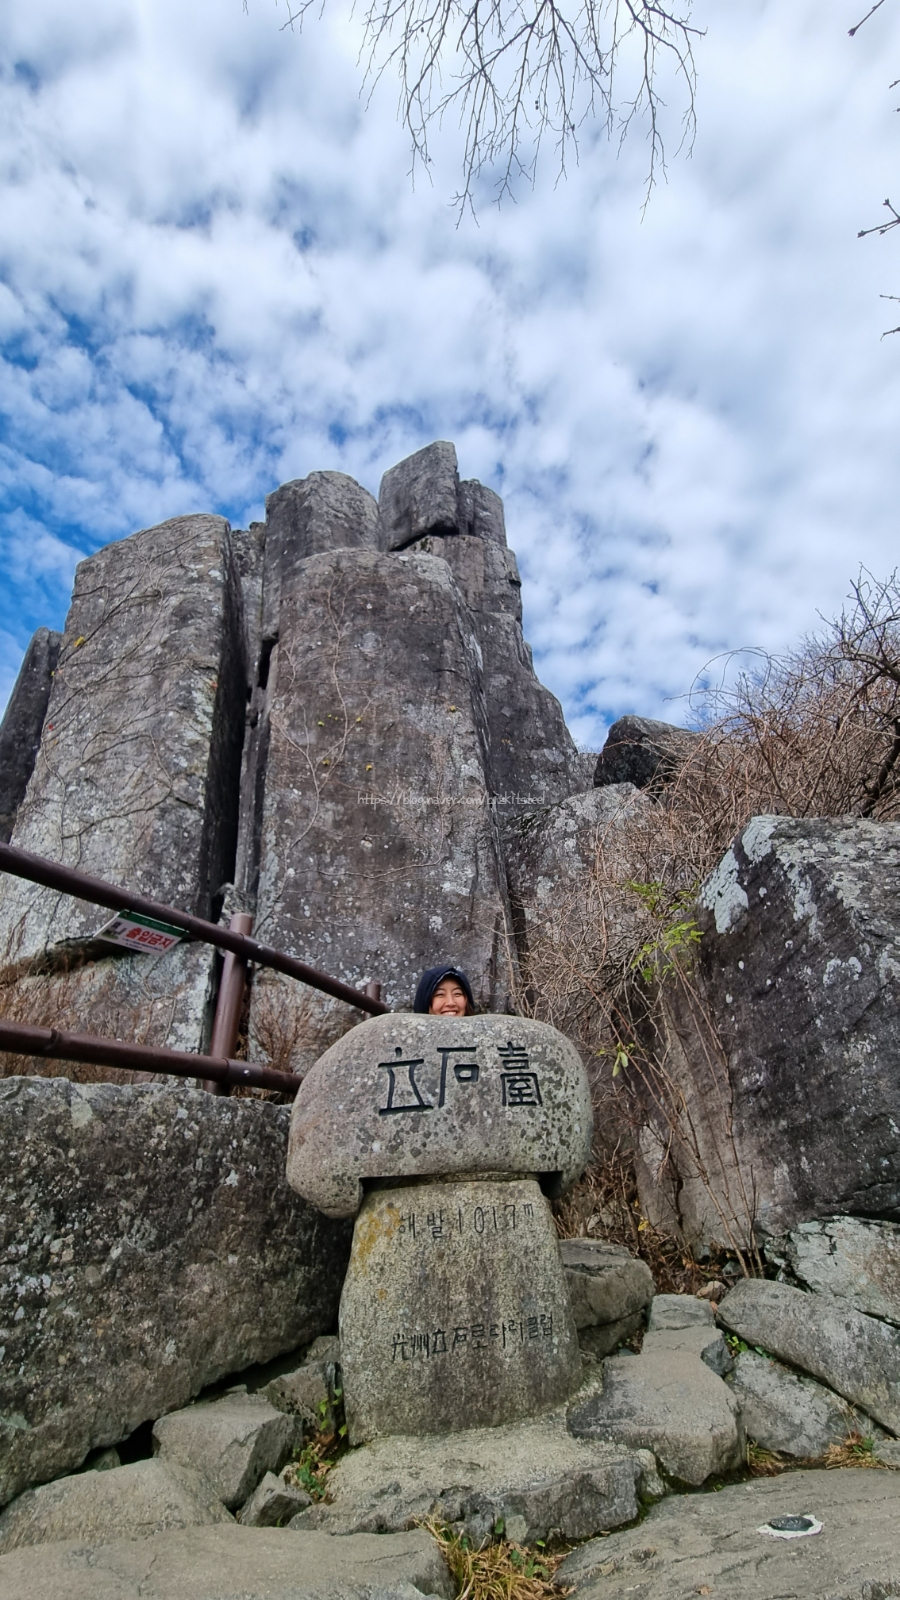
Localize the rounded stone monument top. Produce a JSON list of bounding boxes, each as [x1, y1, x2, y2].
[[286, 1013, 593, 1218]]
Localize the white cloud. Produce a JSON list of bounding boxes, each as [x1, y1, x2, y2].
[[2, 0, 900, 750]]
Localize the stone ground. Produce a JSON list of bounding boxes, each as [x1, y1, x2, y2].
[[0, 1525, 453, 1600], [556, 1467, 900, 1600]]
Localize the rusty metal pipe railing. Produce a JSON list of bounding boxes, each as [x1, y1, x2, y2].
[[0, 843, 389, 1016], [0, 1019, 300, 1094], [205, 911, 254, 1095]]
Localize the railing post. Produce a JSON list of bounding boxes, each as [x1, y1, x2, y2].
[[204, 912, 254, 1095], [363, 981, 383, 1005]]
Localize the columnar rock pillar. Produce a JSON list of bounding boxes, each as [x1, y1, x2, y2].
[[286, 1013, 592, 1441]]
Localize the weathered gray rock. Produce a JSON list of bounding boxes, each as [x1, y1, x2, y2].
[[643, 1296, 733, 1378], [555, 1467, 900, 1600], [766, 1216, 900, 1326], [717, 1278, 900, 1435], [339, 1176, 581, 1443], [0, 628, 61, 843], [0, 1077, 350, 1509], [560, 1241, 655, 1350], [287, 1014, 591, 1217], [593, 715, 700, 790], [406, 523, 583, 810], [153, 1393, 303, 1510], [378, 441, 461, 549], [646, 1293, 715, 1332], [260, 1343, 337, 1429], [874, 1439, 900, 1466], [504, 784, 646, 953], [289, 1407, 651, 1542], [0, 514, 248, 1067], [728, 1348, 870, 1457], [634, 815, 900, 1246], [0, 1525, 454, 1600], [247, 545, 514, 1070], [567, 1348, 745, 1486], [237, 1470, 312, 1527], [265, 473, 380, 567], [0, 1459, 231, 1553]]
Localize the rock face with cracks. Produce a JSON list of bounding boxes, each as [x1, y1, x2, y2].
[[765, 1215, 900, 1325], [717, 1277, 900, 1435], [286, 1013, 592, 1217], [0, 1077, 350, 1510], [727, 1349, 873, 1457], [288, 1407, 654, 1542], [152, 1393, 304, 1510], [635, 814, 900, 1246], [338, 1176, 581, 1442], [0, 1525, 455, 1600], [0, 1460, 232, 1554], [0, 627, 61, 845], [555, 1467, 900, 1600]]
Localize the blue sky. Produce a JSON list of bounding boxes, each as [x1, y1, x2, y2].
[[2, 0, 900, 748]]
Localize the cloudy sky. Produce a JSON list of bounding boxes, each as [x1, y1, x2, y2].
[[2, 0, 899, 748]]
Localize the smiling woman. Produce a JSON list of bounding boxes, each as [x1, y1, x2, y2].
[[413, 964, 476, 1015]]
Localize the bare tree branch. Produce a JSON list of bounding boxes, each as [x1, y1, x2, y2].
[[265, 0, 701, 209]]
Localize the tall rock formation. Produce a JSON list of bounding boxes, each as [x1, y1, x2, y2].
[[0, 445, 589, 1080], [0, 515, 249, 1068]]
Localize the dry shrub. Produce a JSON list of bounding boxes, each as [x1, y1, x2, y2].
[[248, 974, 359, 1080], [525, 573, 900, 1260], [424, 1520, 570, 1600]]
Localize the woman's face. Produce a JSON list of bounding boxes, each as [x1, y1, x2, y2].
[[429, 978, 469, 1016]]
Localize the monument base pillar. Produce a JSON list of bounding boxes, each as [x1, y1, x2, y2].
[[339, 1176, 581, 1443]]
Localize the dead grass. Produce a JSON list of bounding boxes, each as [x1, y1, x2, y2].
[[747, 1431, 885, 1477], [423, 1520, 571, 1600]]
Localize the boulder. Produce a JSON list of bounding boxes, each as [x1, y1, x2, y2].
[[765, 1215, 900, 1325], [286, 1014, 592, 1217], [0, 627, 61, 844], [260, 1346, 336, 1430], [0, 1460, 231, 1553], [643, 1295, 733, 1378], [288, 1407, 653, 1542], [0, 1077, 350, 1509], [555, 1467, 900, 1600], [338, 1176, 581, 1442], [236, 1470, 312, 1527], [717, 1278, 900, 1435], [593, 715, 700, 790], [634, 815, 900, 1245], [0, 514, 248, 1069], [874, 1439, 900, 1466], [378, 441, 461, 549], [264, 472, 380, 566], [567, 1349, 745, 1486], [247, 544, 514, 1069], [153, 1393, 303, 1511], [728, 1348, 871, 1457], [0, 1524, 454, 1600], [560, 1241, 654, 1358]]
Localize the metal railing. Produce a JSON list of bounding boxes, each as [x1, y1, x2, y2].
[[0, 842, 388, 1095]]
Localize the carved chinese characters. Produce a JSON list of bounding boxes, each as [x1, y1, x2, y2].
[[339, 1179, 581, 1442], [285, 1014, 592, 1219]]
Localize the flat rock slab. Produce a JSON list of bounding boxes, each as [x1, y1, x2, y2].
[[153, 1394, 303, 1510], [729, 1349, 874, 1457], [339, 1177, 581, 1441], [766, 1216, 900, 1326], [568, 1350, 744, 1486], [555, 1467, 900, 1600], [289, 1407, 654, 1542], [287, 1014, 592, 1218], [0, 1460, 231, 1553], [0, 1525, 453, 1600], [717, 1278, 900, 1434]]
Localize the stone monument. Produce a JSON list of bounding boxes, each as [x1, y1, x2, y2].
[[286, 1013, 592, 1442]]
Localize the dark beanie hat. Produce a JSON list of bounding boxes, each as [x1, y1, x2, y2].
[[413, 965, 475, 1014]]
